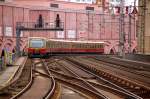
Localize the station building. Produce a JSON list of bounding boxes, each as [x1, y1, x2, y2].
[[0, 0, 137, 55]]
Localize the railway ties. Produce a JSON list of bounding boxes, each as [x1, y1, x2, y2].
[[0, 58, 31, 99], [0, 58, 56, 99], [15, 58, 56, 99], [56, 60, 109, 99], [1, 56, 149, 99], [75, 56, 150, 98], [45, 57, 130, 99], [90, 56, 150, 98], [66, 56, 144, 99], [44, 58, 106, 99]]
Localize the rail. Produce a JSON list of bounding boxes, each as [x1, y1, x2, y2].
[[55, 60, 109, 99], [16, 22, 64, 31], [66, 58, 143, 99], [10, 59, 33, 99], [42, 60, 56, 99], [0, 57, 27, 91]]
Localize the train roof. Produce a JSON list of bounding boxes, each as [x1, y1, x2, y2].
[[28, 37, 104, 44], [47, 39, 104, 44], [28, 37, 46, 40]]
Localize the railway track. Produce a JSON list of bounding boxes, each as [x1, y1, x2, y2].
[[95, 56, 150, 72], [66, 56, 150, 99], [13, 58, 56, 99], [0, 59, 31, 99], [83, 56, 150, 88], [0, 58, 56, 99], [44, 58, 106, 99], [45, 56, 143, 99], [1, 55, 149, 99], [78, 56, 150, 85]]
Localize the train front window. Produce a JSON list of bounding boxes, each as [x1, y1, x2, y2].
[[30, 40, 44, 48]]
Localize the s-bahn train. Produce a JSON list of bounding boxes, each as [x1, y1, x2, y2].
[[27, 37, 104, 57]]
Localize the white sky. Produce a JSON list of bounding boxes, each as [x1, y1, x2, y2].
[[125, 0, 138, 6]]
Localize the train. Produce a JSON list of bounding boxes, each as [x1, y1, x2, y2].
[[27, 37, 105, 57]]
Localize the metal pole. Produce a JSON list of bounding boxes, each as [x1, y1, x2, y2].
[[119, 0, 125, 57], [88, 11, 89, 40], [16, 27, 21, 56], [128, 5, 132, 53]]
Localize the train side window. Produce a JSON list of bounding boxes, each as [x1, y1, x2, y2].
[[99, 44, 102, 48], [79, 43, 81, 48], [91, 44, 93, 48], [66, 43, 68, 48], [100, 45, 102, 48], [86, 44, 88, 48], [93, 44, 95, 48], [84, 44, 86, 49], [74, 43, 77, 48], [63, 43, 65, 48], [77, 43, 79, 48], [83, 44, 85, 49], [75, 43, 78, 48], [89, 44, 91, 49], [52, 42, 54, 48], [79, 44, 81, 49], [95, 44, 98, 48], [80, 44, 82, 49], [97, 44, 100, 48], [85, 44, 87, 48], [90, 44, 92, 48], [57, 42, 59, 48]]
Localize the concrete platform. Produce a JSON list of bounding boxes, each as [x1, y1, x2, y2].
[[0, 57, 27, 87]]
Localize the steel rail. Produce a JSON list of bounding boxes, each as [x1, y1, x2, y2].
[[92, 57, 150, 89], [0, 58, 27, 91], [55, 61, 109, 99], [66, 57, 143, 99], [48, 68, 141, 98], [10, 59, 33, 99], [33, 69, 108, 99], [42, 59, 56, 99]]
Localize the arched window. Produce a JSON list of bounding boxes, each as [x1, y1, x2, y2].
[[1, 49, 5, 57], [110, 49, 114, 54], [133, 49, 136, 54]]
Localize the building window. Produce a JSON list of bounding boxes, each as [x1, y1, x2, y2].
[[50, 3, 59, 8], [86, 6, 94, 11]]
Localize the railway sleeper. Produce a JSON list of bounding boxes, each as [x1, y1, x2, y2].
[[66, 58, 150, 96], [87, 66, 150, 97], [94, 70, 146, 93], [139, 91, 150, 98]]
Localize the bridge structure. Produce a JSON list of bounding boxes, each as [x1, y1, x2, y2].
[[16, 21, 64, 56]]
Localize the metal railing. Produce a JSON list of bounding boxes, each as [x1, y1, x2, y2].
[[16, 22, 64, 30]]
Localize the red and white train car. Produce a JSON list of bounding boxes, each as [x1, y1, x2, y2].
[[27, 37, 47, 57], [27, 37, 104, 57], [46, 39, 104, 54]]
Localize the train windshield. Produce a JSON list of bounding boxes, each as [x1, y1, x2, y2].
[[30, 40, 44, 48]]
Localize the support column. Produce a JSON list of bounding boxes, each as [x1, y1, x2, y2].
[[16, 27, 21, 56], [128, 5, 132, 53], [119, 0, 125, 57]]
